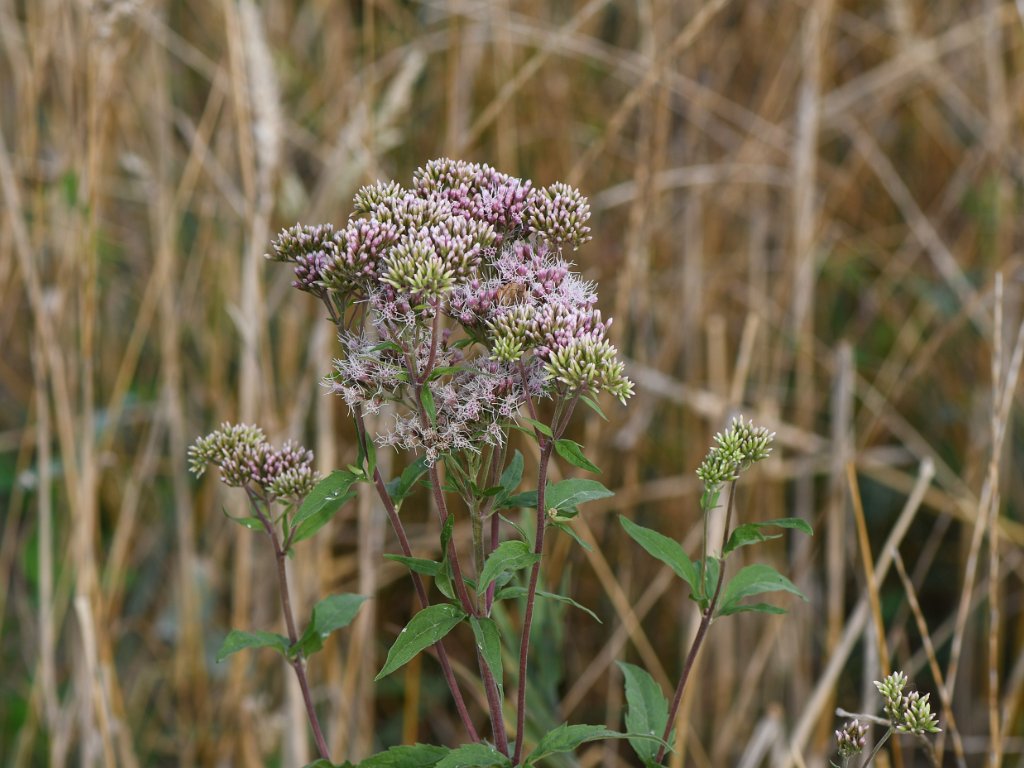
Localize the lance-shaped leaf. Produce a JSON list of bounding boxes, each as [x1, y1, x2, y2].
[[436, 742, 511, 768], [385, 456, 429, 506], [478, 540, 540, 593], [292, 594, 367, 658], [545, 478, 613, 513], [554, 439, 601, 474], [383, 554, 442, 577], [620, 516, 699, 596], [618, 662, 672, 766], [526, 724, 628, 764], [469, 617, 503, 697], [216, 629, 289, 662], [360, 744, 449, 767], [723, 517, 813, 556], [376, 604, 466, 680], [496, 586, 601, 623], [716, 563, 807, 617], [290, 470, 360, 545]]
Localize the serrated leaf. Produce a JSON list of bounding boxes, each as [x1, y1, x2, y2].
[[383, 554, 442, 577], [495, 586, 600, 623], [478, 540, 540, 593], [420, 384, 437, 425], [620, 516, 699, 594], [436, 742, 511, 768], [470, 617, 503, 698], [216, 629, 288, 662], [716, 563, 807, 617], [291, 470, 360, 534], [723, 518, 813, 556], [376, 604, 466, 680], [360, 744, 449, 767], [526, 724, 624, 763], [292, 594, 367, 658], [554, 439, 602, 474], [618, 662, 671, 765], [546, 478, 613, 512]]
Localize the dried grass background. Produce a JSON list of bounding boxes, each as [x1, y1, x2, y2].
[[2, 1, 1024, 766]]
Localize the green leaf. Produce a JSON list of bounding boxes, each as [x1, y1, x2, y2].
[[723, 517, 814, 556], [697, 557, 720, 607], [302, 760, 355, 768], [526, 724, 624, 763], [618, 662, 671, 765], [718, 602, 787, 617], [470, 617, 503, 697], [716, 563, 807, 617], [546, 478, 613, 512], [376, 604, 466, 680], [620, 516, 699, 594], [291, 488, 358, 545], [499, 490, 538, 510], [493, 451, 524, 509], [554, 439, 602, 474], [579, 393, 608, 421], [723, 525, 782, 556], [427, 365, 463, 381], [420, 384, 437, 425], [497, 586, 601, 623], [435, 742, 511, 767], [292, 594, 367, 658], [216, 629, 288, 662], [385, 456, 429, 505], [478, 540, 540, 593], [550, 520, 593, 551], [221, 507, 265, 532], [519, 417, 553, 438], [291, 470, 360, 536], [360, 744, 449, 767], [383, 554, 442, 577]]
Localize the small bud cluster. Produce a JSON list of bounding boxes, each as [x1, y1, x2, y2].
[[874, 672, 940, 735], [834, 719, 868, 759], [268, 159, 631, 464], [696, 416, 775, 490], [268, 224, 341, 295], [189, 422, 319, 501]]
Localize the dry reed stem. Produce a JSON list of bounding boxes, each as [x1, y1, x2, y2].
[[891, 548, 968, 767], [785, 458, 934, 765]]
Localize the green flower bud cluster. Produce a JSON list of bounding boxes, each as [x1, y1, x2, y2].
[[696, 415, 774, 490], [544, 337, 634, 404], [874, 671, 941, 735]]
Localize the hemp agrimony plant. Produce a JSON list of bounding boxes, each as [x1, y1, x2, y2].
[[617, 416, 812, 766], [832, 671, 941, 767], [190, 159, 809, 767]]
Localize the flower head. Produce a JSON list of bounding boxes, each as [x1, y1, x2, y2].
[[189, 423, 319, 501], [834, 719, 868, 759], [696, 416, 775, 491]]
